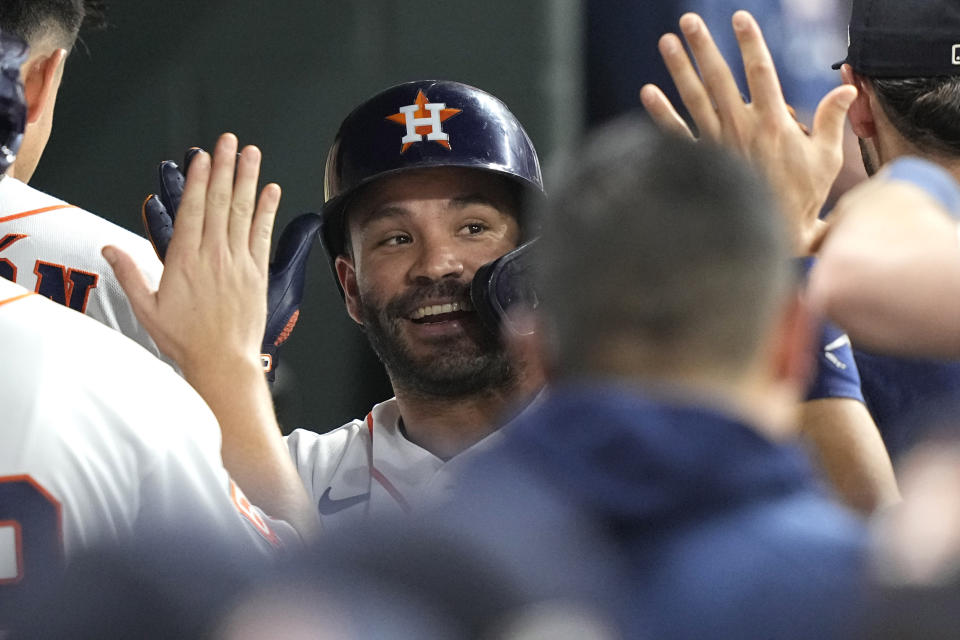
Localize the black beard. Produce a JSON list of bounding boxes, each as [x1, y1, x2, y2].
[[358, 279, 516, 399]]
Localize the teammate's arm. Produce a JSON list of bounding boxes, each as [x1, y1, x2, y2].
[[104, 133, 321, 541], [810, 167, 960, 357], [800, 398, 899, 513]]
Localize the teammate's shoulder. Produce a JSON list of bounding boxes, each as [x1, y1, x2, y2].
[[1, 281, 143, 357], [0, 177, 154, 251], [0, 281, 209, 423], [0, 274, 31, 300]]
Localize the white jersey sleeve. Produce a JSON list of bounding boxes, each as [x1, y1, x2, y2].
[[0, 176, 170, 365], [0, 279, 297, 592]]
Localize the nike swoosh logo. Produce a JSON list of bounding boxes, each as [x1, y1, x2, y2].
[[317, 487, 371, 516]]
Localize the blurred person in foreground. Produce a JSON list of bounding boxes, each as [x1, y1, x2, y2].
[[434, 118, 868, 640]]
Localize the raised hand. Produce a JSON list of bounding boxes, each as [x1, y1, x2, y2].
[[640, 11, 858, 255], [142, 147, 320, 382], [104, 135, 321, 539], [106, 133, 279, 377]]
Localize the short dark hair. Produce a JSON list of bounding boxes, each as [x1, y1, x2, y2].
[[534, 117, 792, 378], [0, 0, 107, 50], [870, 75, 960, 158]]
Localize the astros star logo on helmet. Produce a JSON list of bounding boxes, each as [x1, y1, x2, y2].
[[386, 90, 461, 153]]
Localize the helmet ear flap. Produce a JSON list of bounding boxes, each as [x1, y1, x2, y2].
[[320, 80, 544, 297]]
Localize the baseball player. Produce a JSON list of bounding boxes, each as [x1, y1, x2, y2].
[[0, 49, 316, 630], [0, 1, 169, 362], [0, 275, 298, 618], [275, 80, 547, 528], [137, 80, 545, 527]]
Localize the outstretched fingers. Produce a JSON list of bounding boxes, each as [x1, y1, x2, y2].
[[166, 149, 211, 259], [657, 32, 721, 141], [102, 245, 158, 337], [639, 84, 695, 140], [202, 133, 240, 246], [812, 85, 859, 154], [229, 145, 263, 253], [678, 13, 743, 124], [731, 11, 786, 118], [250, 184, 281, 269]]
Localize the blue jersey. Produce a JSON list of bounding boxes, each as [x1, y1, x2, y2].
[[440, 383, 869, 639], [855, 351, 960, 460]]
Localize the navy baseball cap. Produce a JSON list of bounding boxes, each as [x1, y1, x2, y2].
[[832, 0, 960, 77]]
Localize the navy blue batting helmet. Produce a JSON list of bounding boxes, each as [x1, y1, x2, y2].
[[0, 29, 26, 175], [321, 80, 543, 291]]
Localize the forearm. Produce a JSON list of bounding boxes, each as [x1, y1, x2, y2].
[[799, 398, 899, 515], [182, 354, 321, 542], [811, 198, 960, 357]]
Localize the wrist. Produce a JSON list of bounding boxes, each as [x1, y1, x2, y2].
[[179, 351, 264, 391]]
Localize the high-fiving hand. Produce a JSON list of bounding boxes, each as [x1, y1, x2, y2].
[[104, 133, 280, 378], [640, 11, 858, 255]]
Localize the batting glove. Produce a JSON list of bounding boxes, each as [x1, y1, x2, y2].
[[143, 148, 322, 382]]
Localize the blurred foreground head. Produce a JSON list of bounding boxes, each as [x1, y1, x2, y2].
[[534, 118, 794, 391]]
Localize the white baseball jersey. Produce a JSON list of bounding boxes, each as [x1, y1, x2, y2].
[[285, 399, 502, 530], [0, 278, 297, 597], [0, 175, 168, 363]]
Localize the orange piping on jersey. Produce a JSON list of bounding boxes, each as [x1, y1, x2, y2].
[[230, 479, 281, 548], [0, 203, 78, 223], [0, 292, 34, 308], [366, 413, 413, 514], [0, 233, 27, 252]]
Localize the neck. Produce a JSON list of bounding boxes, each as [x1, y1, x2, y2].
[[581, 361, 799, 443], [666, 378, 798, 440], [874, 124, 960, 181], [392, 372, 542, 460]]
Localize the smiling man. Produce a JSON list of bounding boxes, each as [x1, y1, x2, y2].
[[284, 81, 546, 526]]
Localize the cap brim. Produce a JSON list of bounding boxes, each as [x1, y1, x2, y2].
[[831, 59, 846, 70]]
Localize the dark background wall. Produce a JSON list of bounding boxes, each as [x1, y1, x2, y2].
[[32, 0, 583, 432]]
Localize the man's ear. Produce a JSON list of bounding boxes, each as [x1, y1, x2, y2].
[[23, 48, 67, 125], [335, 254, 364, 326], [841, 64, 877, 140], [770, 293, 817, 391]]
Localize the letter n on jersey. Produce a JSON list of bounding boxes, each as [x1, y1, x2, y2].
[[0, 234, 99, 313]]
